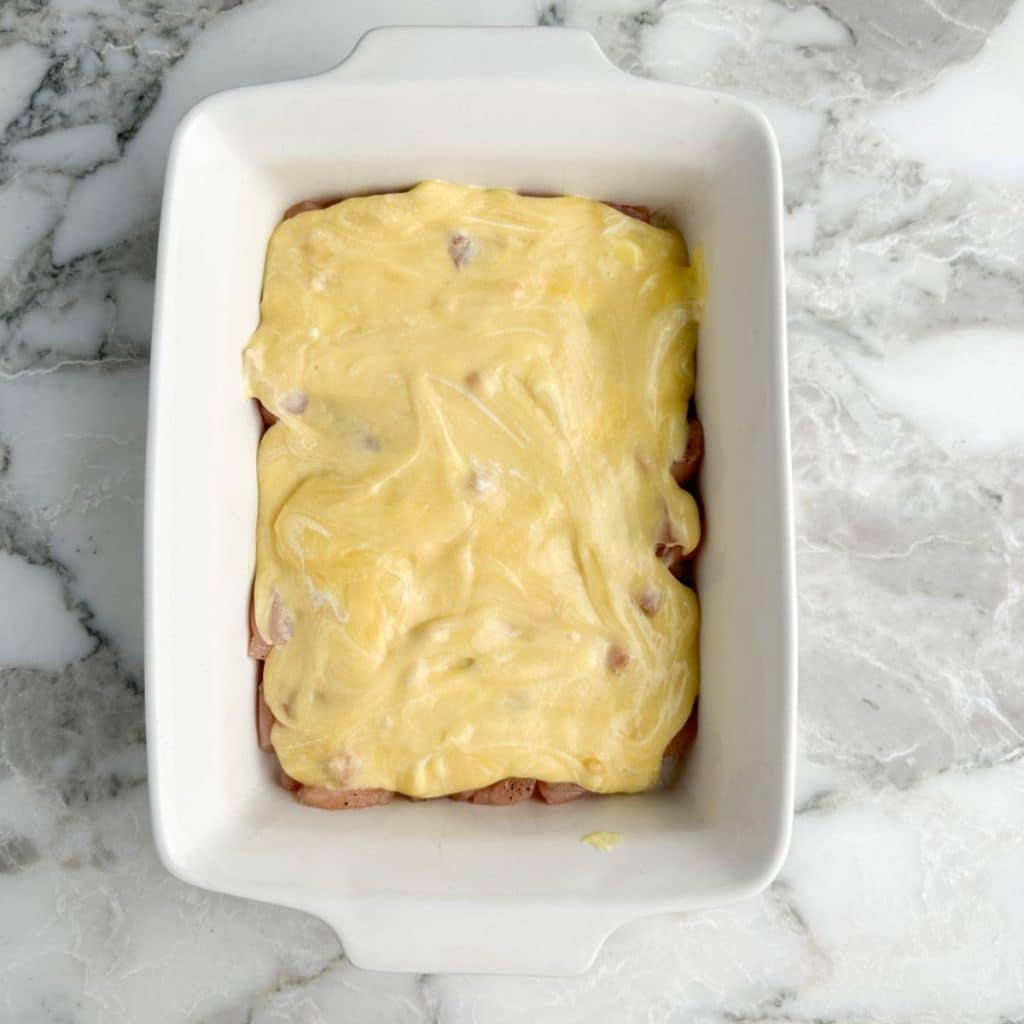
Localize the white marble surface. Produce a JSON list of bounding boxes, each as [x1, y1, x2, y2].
[[1, 0, 1023, 1019]]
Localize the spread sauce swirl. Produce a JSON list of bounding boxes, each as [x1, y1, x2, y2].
[[244, 181, 704, 798]]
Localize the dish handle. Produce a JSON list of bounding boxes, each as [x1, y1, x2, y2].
[[318, 900, 627, 975], [323, 26, 625, 85]]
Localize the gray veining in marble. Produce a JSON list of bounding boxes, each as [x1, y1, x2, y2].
[[1, 0, 1023, 1020]]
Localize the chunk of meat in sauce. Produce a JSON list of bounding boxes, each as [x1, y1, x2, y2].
[[448, 232, 475, 268], [248, 598, 272, 659], [451, 778, 536, 805], [664, 709, 699, 759], [636, 588, 662, 617], [536, 781, 587, 805], [282, 197, 341, 221], [655, 521, 688, 576], [608, 202, 653, 223], [280, 390, 308, 416], [606, 644, 630, 673], [255, 394, 306, 428], [671, 418, 704, 487], [255, 399, 278, 429], [296, 786, 393, 809], [249, 593, 292, 657]]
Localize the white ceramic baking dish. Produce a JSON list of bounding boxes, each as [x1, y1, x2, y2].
[[145, 26, 795, 975]]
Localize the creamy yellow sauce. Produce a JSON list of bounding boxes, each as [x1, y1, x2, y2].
[[582, 831, 623, 852], [244, 181, 703, 799]]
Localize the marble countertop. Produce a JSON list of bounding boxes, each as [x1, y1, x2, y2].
[[1, 0, 1022, 1019]]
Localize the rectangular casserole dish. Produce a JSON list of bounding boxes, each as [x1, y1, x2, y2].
[[145, 26, 796, 975]]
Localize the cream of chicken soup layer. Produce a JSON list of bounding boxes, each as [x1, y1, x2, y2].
[[244, 181, 704, 805]]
